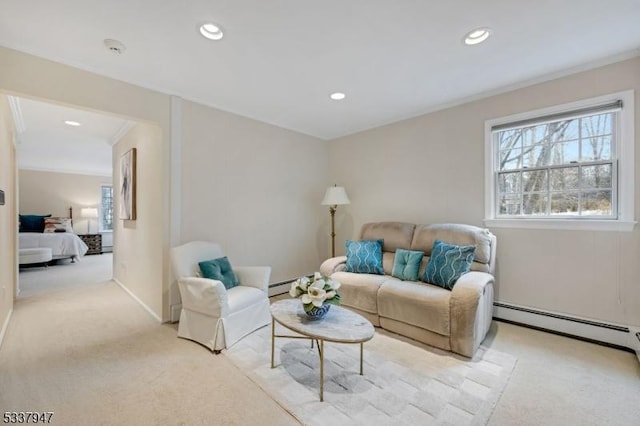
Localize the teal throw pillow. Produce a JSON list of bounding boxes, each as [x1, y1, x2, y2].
[[198, 256, 239, 290], [345, 239, 384, 275], [391, 249, 424, 281], [423, 240, 476, 290], [19, 214, 52, 233]]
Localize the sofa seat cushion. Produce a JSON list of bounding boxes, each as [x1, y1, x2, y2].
[[331, 271, 387, 314], [377, 278, 451, 336]]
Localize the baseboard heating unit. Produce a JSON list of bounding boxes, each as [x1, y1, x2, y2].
[[493, 301, 639, 357], [268, 279, 294, 297]]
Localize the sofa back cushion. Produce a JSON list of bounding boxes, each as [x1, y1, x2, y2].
[[357, 222, 495, 276], [360, 222, 415, 274], [410, 224, 494, 273]]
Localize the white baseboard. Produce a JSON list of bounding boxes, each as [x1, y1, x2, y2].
[[170, 304, 181, 323], [113, 279, 162, 323], [0, 309, 13, 350], [494, 301, 633, 350]]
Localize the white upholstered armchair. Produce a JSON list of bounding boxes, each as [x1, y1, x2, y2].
[[170, 241, 271, 353]]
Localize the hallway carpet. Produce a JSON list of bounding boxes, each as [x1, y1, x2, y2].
[[1, 257, 297, 425]]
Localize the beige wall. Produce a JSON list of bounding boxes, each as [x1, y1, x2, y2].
[[113, 124, 164, 318], [2, 45, 638, 330], [0, 96, 18, 345], [180, 100, 329, 286], [0, 46, 172, 321], [18, 169, 112, 234], [328, 57, 640, 327], [1, 46, 331, 323]]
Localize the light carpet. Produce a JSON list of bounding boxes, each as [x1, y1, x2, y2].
[[226, 324, 517, 426]]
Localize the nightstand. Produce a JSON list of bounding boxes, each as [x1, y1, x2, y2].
[[79, 233, 102, 255]]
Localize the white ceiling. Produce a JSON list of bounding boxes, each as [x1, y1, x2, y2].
[[13, 97, 130, 176], [1, 1, 640, 140]]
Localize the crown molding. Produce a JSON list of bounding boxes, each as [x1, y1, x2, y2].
[[7, 95, 25, 143], [18, 166, 112, 178], [108, 120, 135, 146]]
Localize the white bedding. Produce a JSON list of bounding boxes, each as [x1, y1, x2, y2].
[[19, 233, 89, 259]]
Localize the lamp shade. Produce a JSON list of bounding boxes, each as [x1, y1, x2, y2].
[[321, 186, 350, 206], [81, 207, 99, 218]]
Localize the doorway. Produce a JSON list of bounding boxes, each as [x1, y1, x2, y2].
[[11, 95, 132, 297]]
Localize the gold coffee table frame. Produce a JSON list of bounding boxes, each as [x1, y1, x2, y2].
[[270, 299, 375, 402]]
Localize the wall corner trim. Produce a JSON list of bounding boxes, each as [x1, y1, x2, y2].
[[113, 278, 162, 323], [0, 308, 14, 351]]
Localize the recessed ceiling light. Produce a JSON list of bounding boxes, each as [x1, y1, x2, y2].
[[330, 92, 346, 101], [199, 23, 224, 40], [64, 120, 81, 127], [464, 28, 491, 45]]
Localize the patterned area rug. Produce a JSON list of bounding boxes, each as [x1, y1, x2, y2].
[[225, 324, 517, 425]]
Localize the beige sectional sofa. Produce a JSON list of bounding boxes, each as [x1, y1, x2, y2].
[[320, 222, 496, 357]]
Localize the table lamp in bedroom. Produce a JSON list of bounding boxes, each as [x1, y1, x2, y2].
[[81, 207, 99, 234]]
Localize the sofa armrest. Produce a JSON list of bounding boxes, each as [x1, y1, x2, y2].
[[235, 266, 271, 293], [178, 277, 229, 318], [449, 271, 494, 357], [320, 256, 347, 276]]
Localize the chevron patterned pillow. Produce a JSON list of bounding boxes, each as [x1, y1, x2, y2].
[[423, 239, 476, 290], [345, 239, 384, 275]]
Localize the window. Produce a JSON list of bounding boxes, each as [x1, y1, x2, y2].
[[100, 185, 114, 231], [485, 91, 635, 231]]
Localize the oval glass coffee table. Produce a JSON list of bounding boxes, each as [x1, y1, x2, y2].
[[270, 299, 375, 401]]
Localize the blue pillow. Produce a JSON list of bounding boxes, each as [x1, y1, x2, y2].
[[423, 240, 476, 290], [345, 239, 384, 275], [391, 249, 424, 281], [198, 256, 239, 290], [19, 214, 52, 233]]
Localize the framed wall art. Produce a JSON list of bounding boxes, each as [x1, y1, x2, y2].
[[119, 148, 136, 220]]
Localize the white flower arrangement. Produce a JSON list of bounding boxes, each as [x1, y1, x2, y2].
[[289, 272, 341, 312]]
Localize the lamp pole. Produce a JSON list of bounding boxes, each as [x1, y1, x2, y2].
[[329, 204, 337, 258]]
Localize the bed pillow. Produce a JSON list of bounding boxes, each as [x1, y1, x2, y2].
[[44, 217, 74, 233], [422, 239, 476, 290], [19, 214, 52, 233], [198, 256, 239, 290], [345, 239, 384, 274], [391, 249, 424, 281]]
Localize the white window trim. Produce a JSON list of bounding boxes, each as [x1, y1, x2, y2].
[[484, 90, 635, 232], [99, 184, 114, 233]]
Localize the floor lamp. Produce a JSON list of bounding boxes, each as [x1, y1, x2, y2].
[[321, 185, 350, 258]]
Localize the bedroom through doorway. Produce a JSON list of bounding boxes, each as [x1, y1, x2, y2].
[[12, 96, 132, 298]]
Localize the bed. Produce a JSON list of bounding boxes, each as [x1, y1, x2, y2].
[[18, 207, 89, 262], [19, 233, 88, 261]]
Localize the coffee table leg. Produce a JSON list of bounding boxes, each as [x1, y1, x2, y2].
[[270, 319, 275, 368], [360, 342, 364, 375], [320, 339, 324, 402]]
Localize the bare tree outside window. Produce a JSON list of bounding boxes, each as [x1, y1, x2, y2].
[[495, 112, 616, 218]]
